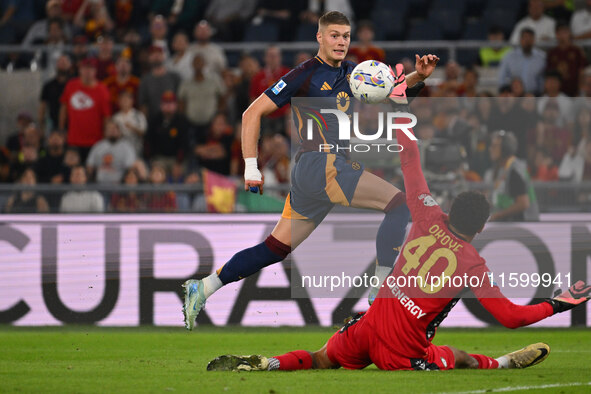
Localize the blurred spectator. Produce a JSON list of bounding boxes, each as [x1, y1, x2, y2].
[[0, 0, 36, 44], [145, 163, 177, 212], [457, 68, 479, 98], [235, 54, 260, 117], [5, 168, 49, 213], [204, 0, 257, 41], [6, 112, 33, 159], [537, 70, 574, 126], [39, 54, 72, 133], [190, 20, 227, 76], [73, 0, 114, 39], [510, 0, 556, 45], [348, 20, 385, 63], [530, 100, 572, 163], [95, 34, 115, 80], [543, 0, 573, 21], [294, 51, 312, 66], [167, 0, 206, 34], [253, 0, 294, 42], [138, 45, 180, 118], [144, 91, 190, 169], [178, 54, 225, 134], [35, 131, 68, 184], [499, 28, 546, 95], [570, 0, 591, 39], [61, 0, 84, 22], [435, 61, 461, 97], [510, 78, 526, 97], [43, 18, 68, 77], [103, 55, 140, 112], [22, 0, 72, 46], [484, 131, 539, 221], [109, 0, 146, 39], [489, 89, 532, 159], [166, 31, 193, 81], [220, 69, 240, 124], [531, 148, 559, 181], [479, 26, 511, 67], [194, 113, 233, 175], [259, 133, 290, 194], [63, 146, 81, 170], [10, 144, 40, 182], [70, 34, 89, 71], [112, 90, 147, 156], [86, 119, 135, 184], [546, 22, 587, 96], [558, 138, 591, 181], [59, 57, 111, 162], [148, 15, 169, 56], [109, 167, 145, 212], [249, 46, 290, 135], [59, 165, 104, 212], [572, 104, 591, 146], [176, 169, 206, 212]]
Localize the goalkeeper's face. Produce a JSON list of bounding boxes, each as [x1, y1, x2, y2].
[[317, 24, 350, 65]]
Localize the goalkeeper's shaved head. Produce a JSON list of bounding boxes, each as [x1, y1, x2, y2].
[[449, 191, 490, 237], [318, 11, 350, 31]]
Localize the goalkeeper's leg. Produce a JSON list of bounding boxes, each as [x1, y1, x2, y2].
[[451, 343, 550, 369]]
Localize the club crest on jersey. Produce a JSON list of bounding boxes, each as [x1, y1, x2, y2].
[[419, 193, 438, 207], [272, 79, 286, 95]]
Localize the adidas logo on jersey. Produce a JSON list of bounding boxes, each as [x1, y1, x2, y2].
[[320, 82, 332, 90]]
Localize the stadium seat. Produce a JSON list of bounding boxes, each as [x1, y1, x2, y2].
[[456, 49, 480, 67], [243, 23, 279, 42], [406, 0, 431, 19], [428, 9, 464, 39], [465, 0, 487, 17], [296, 23, 318, 42], [371, 8, 407, 40], [483, 8, 519, 38], [407, 21, 444, 41], [430, 0, 467, 15], [462, 19, 489, 40], [486, 0, 526, 13]]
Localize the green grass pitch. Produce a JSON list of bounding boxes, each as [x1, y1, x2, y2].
[[1, 327, 590, 393]]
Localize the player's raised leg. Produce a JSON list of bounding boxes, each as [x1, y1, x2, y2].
[[449, 343, 550, 369], [182, 215, 316, 330], [351, 171, 410, 303]]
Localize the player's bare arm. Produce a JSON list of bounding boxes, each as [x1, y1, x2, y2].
[[241, 93, 279, 194]]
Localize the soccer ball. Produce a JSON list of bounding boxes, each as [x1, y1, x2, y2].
[[349, 60, 395, 104]]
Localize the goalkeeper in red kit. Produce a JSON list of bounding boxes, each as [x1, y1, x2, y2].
[[206, 65, 591, 373]]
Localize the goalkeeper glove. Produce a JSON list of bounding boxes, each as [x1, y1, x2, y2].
[[388, 64, 425, 111], [545, 280, 591, 314]]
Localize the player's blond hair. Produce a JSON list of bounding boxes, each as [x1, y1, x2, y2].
[[318, 11, 350, 30]]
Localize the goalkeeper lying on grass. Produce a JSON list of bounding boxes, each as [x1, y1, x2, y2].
[[206, 66, 591, 372]]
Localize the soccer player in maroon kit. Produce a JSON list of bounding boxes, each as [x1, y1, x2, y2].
[[206, 65, 591, 373]]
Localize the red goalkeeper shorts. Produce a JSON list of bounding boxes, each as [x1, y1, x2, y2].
[[326, 314, 455, 371]]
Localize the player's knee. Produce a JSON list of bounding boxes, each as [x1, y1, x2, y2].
[[312, 349, 338, 369], [451, 348, 478, 369]]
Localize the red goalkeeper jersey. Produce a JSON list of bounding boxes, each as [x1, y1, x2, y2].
[[363, 117, 553, 360]]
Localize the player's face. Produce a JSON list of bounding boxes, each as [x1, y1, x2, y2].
[[317, 24, 351, 66]]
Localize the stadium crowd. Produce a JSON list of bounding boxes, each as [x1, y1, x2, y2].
[[1, 0, 591, 213]]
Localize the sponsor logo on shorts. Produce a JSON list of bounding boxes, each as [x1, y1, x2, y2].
[[271, 79, 286, 95]]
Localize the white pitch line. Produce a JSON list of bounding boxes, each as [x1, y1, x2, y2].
[[438, 381, 591, 394]]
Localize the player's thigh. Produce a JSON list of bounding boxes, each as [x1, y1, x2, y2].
[[312, 343, 339, 369], [270, 215, 316, 250], [351, 170, 401, 211]]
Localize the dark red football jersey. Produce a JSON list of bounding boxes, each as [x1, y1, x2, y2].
[[363, 116, 553, 360]]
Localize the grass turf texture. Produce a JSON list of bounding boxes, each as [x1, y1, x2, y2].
[[1, 327, 590, 393]]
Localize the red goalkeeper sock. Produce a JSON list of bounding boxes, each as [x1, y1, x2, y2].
[[269, 350, 313, 370], [469, 354, 499, 369]]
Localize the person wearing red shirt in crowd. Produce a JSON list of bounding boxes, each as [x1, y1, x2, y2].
[[249, 46, 290, 136], [347, 20, 385, 64], [206, 67, 591, 373], [61, 0, 84, 22], [95, 34, 116, 80], [546, 22, 587, 97], [103, 54, 140, 112], [59, 57, 111, 162]]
